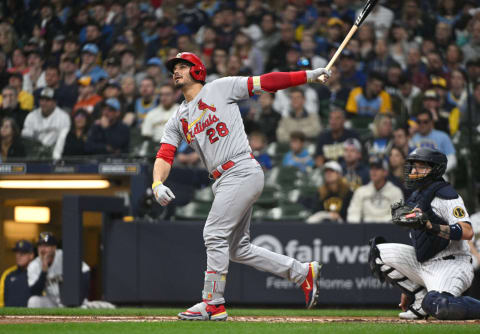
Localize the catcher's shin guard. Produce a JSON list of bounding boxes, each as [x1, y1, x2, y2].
[[368, 236, 387, 282], [422, 291, 480, 320]]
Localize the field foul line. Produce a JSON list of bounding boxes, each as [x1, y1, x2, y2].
[[1, 316, 480, 324]]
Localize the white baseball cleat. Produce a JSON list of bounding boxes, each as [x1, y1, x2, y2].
[[178, 301, 228, 321], [399, 308, 427, 320]]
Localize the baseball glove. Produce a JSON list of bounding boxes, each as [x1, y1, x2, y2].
[[391, 201, 428, 230]]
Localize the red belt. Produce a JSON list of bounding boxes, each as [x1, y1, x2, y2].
[[211, 154, 255, 180]]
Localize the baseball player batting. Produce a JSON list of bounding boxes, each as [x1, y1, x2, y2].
[[369, 147, 480, 320], [152, 52, 330, 321]]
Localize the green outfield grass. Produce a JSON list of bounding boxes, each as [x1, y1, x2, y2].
[[1, 308, 479, 334], [1, 322, 480, 334], [0, 306, 399, 317]]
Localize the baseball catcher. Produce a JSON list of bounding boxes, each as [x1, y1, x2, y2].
[[369, 147, 480, 320]]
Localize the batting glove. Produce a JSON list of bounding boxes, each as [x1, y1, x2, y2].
[[306, 68, 331, 84], [152, 182, 175, 206]]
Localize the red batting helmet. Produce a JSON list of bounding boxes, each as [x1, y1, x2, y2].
[[166, 52, 206, 82]]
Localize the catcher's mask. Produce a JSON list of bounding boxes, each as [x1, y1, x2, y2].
[[404, 147, 447, 189]]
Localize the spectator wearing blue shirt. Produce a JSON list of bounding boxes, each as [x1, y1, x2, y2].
[[282, 131, 314, 173], [339, 49, 367, 90], [249, 131, 272, 170], [76, 44, 108, 84], [0, 240, 34, 307], [134, 76, 160, 126], [410, 109, 457, 173], [331, 0, 356, 24]]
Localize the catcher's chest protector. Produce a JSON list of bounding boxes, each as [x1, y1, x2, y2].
[[407, 181, 457, 262]]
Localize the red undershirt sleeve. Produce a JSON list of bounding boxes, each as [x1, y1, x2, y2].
[[247, 71, 307, 96], [156, 143, 177, 165]]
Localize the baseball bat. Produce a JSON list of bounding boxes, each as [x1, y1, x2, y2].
[[319, 0, 378, 81]]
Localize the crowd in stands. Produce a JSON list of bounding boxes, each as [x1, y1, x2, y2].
[[1, 0, 480, 222]]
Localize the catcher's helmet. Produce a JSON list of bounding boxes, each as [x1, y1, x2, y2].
[[165, 52, 206, 83], [404, 147, 447, 189]]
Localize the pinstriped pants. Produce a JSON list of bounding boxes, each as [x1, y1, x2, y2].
[[378, 243, 474, 296]]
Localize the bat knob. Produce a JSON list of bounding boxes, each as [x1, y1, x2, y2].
[[318, 74, 328, 84]]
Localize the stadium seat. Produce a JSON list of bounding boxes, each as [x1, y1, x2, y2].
[[348, 115, 373, 141], [263, 203, 311, 221], [256, 185, 279, 208], [265, 166, 304, 190], [193, 187, 214, 203], [174, 201, 211, 220], [22, 137, 52, 160], [128, 127, 143, 157], [266, 142, 290, 156]]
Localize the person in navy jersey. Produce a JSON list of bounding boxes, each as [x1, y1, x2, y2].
[[341, 138, 370, 191], [314, 107, 359, 168], [0, 240, 34, 307], [85, 98, 129, 155]]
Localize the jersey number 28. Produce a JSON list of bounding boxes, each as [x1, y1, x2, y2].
[[207, 122, 229, 144]]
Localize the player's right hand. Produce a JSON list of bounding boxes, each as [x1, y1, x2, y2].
[[153, 183, 176, 206], [306, 68, 331, 84]]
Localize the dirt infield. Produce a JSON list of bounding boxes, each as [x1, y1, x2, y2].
[[1, 315, 480, 324]]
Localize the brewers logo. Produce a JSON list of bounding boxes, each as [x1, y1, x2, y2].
[[453, 206, 466, 218]]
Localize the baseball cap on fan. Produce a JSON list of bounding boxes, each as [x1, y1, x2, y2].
[[104, 98, 121, 111], [343, 138, 362, 152], [39, 87, 55, 100], [369, 155, 389, 170], [82, 43, 99, 55], [423, 89, 438, 101], [147, 57, 163, 67], [328, 18, 344, 27], [324, 160, 343, 174]]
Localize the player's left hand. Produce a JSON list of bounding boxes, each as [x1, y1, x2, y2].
[[153, 183, 176, 206], [306, 68, 331, 84], [391, 201, 428, 230]]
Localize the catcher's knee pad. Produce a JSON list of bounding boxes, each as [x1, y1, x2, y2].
[[422, 291, 480, 320], [368, 236, 387, 282]]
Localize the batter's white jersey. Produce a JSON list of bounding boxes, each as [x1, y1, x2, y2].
[[161, 77, 251, 172], [27, 250, 90, 303]]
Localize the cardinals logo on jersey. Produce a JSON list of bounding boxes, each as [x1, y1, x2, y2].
[[180, 118, 193, 143], [198, 99, 216, 112]]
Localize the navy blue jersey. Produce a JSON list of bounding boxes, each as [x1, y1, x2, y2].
[[0, 266, 31, 307]]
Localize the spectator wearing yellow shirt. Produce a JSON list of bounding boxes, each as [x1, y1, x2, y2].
[[346, 71, 392, 118], [0, 72, 34, 111]]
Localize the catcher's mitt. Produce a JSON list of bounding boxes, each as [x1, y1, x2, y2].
[[391, 201, 428, 230]]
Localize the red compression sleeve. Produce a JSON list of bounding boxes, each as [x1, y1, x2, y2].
[[156, 143, 176, 165], [247, 71, 307, 96]]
